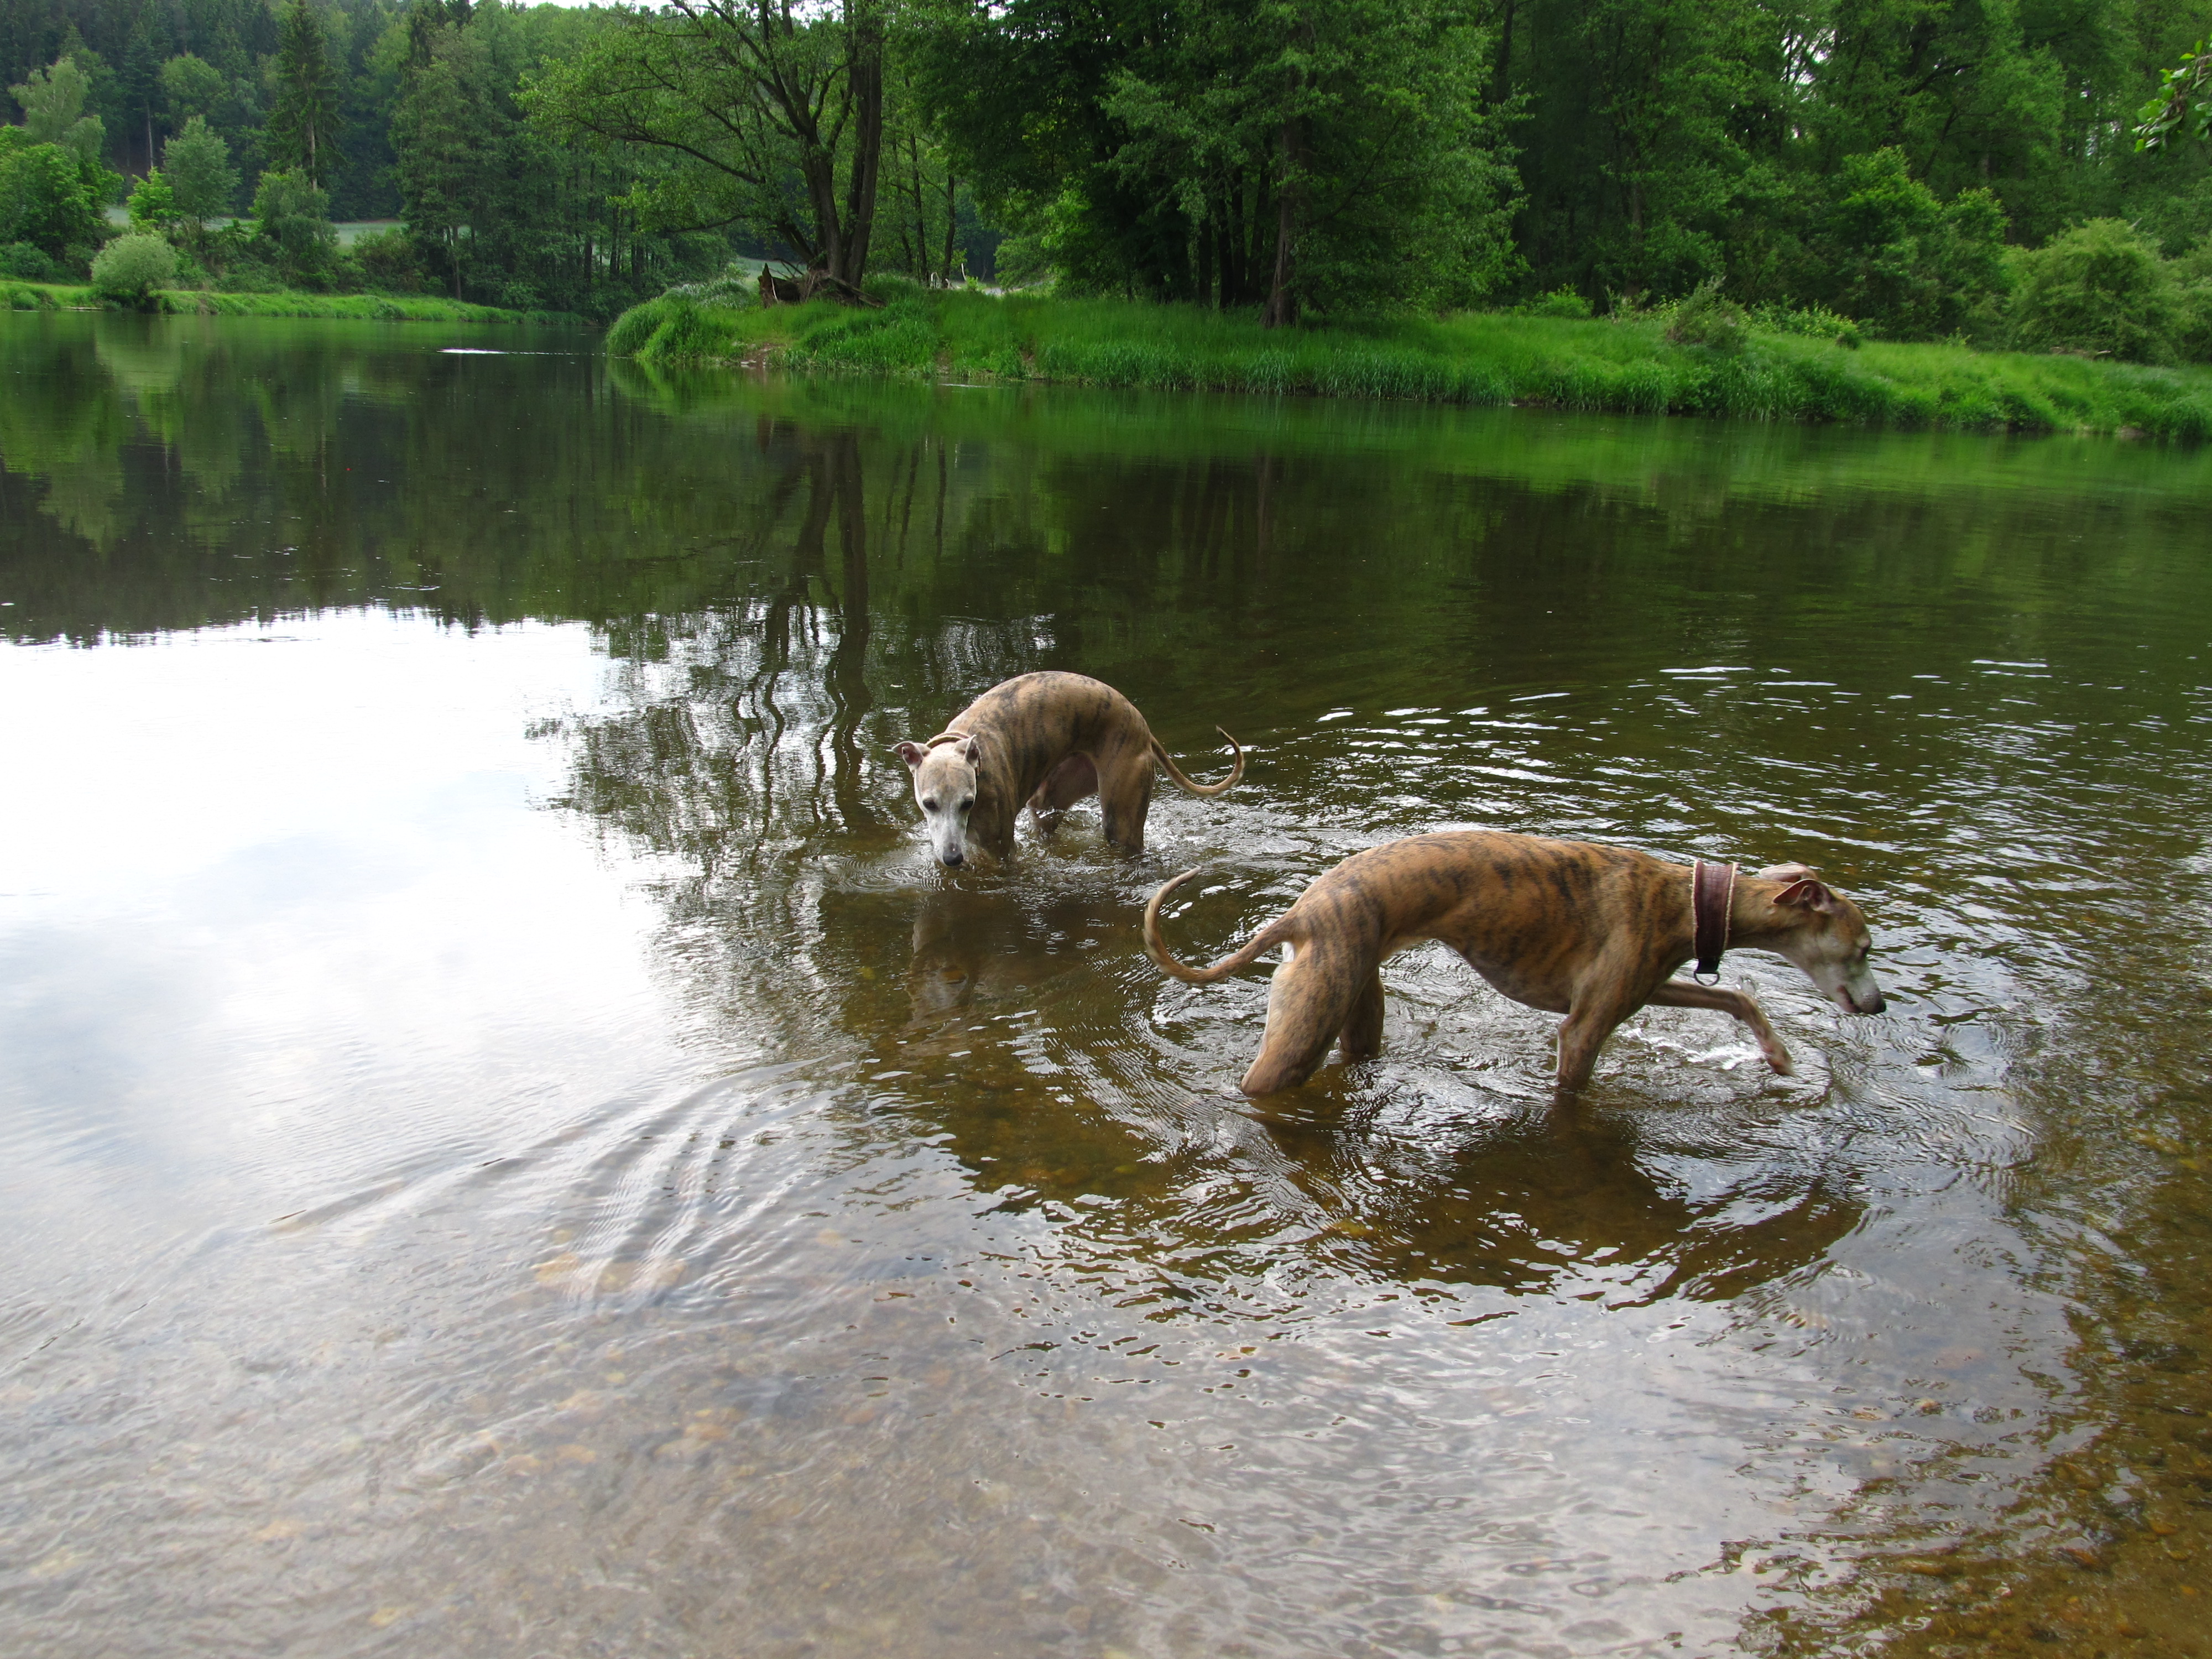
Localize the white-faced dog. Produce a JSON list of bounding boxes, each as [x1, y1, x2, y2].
[[894, 671, 1242, 866]]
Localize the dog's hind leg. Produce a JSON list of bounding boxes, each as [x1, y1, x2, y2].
[[1240, 946, 1360, 1096], [1338, 968, 1386, 1062], [1027, 753, 1098, 836], [1095, 754, 1156, 851], [1644, 979, 1795, 1076], [1553, 997, 1637, 1093]]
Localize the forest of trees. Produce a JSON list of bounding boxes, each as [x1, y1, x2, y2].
[[4, 0, 2212, 339]]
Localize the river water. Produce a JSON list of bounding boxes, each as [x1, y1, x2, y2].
[[3, 314, 2209, 1658]]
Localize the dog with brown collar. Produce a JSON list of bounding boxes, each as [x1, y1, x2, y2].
[[894, 671, 1244, 867], [1142, 831, 1885, 1094]]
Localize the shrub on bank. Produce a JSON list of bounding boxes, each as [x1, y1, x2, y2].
[[251, 169, 337, 287], [605, 293, 754, 359], [2008, 220, 2179, 363], [2173, 239, 2212, 363], [352, 228, 427, 294], [0, 240, 61, 279], [1661, 281, 1749, 352], [1808, 148, 2010, 342], [1752, 302, 1862, 348], [91, 233, 179, 305], [1518, 286, 1592, 319]]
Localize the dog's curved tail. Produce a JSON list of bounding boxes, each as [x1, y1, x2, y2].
[[1152, 727, 1244, 797], [1142, 868, 1291, 984]]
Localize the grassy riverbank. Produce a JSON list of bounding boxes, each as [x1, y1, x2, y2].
[[611, 285, 2212, 440], [3, 279, 568, 326]]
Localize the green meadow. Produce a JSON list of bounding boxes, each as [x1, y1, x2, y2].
[[609, 285, 2212, 441], [3, 280, 562, 326]]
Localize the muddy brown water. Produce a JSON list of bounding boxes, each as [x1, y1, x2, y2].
[[3, 313, 2210, 1658]]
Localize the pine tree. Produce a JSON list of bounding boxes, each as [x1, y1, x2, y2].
[[267, 0, 341, 187]]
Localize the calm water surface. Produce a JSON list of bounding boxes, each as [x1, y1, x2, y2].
[[3, 314, 2210, 1658]]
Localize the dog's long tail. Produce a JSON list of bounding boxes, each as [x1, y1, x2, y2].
[[1151, 728, 1244, 797], [1142, 868, 1293, 984]]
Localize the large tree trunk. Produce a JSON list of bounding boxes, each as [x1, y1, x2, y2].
[[942, 169, 958, 283], [1261, 117, 1299, 330], [804, 148, 844, 278], [907, 134, 930, 283], [1490, 0, 1516, 105], [834, 4, 885, 287]]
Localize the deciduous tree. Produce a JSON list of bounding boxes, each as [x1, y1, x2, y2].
[[159, 54, 227, 130], [527, 0, 888, 289], [11, 53, 105, 164], [164, 115, 240, 233]]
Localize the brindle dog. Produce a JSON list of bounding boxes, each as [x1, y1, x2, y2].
[[894, 671, 1243, 867], [1142, 831, 1885, 1094]]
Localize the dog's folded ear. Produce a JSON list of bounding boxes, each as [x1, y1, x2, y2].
[[959, 735, 982, 764], [1755, 862, 1815, 883], [1771, 877, 1839, 914], [893, 740, 926, 769]]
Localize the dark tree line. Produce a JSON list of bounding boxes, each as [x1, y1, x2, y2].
[[906, 0, 2212, 332], [7, 0, 2212, 335]]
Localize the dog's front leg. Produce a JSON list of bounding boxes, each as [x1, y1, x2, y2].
[[1338, 969, 1386, 1062], [1644, 979, 1796, 1076], [1553, 1004, 1625, 1093]]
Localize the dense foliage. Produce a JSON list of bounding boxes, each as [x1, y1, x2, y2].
[[87, 224, 174, 297], [0, 0, 743, 313], [4, 0, 2212, 347]]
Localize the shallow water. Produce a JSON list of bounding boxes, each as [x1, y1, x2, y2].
[[3, 313, 2209, 1658]]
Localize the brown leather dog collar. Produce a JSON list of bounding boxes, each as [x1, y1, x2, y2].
[[1692, 859, 1737, 983]]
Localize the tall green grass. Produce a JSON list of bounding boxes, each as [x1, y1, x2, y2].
[[153, 288, 570, 324], [0, 279, 564, 325], [612, 286, 2212, 440]]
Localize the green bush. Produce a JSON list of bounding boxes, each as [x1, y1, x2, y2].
[[2170, 238, 2212, 363], [349, 228, 423, 293], [609, 294, 752, 361], [0, 239, 60, 279], [1752, 302, 1863, 348], [1810, 149, 2008, 341], [126, 168, 176, 231], [215, 258, 283, 294], [1520, 285, 1593, 319], [1661, 279, 1747, 352], [250, 168, 335, 284], [605, 295, 671, 356], [91, 231, 179, 304], [2008, 219, 2178, 363], [0, 134, 106, 259]]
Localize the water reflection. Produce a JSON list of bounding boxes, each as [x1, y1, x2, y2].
[[5, 313, 2212, 1657]]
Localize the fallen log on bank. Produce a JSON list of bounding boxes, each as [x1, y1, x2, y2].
[[758, 265, 880, 307]]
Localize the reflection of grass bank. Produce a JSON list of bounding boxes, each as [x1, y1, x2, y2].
[[611, 287, 2212, 440], [3, 279, 570, 326]]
